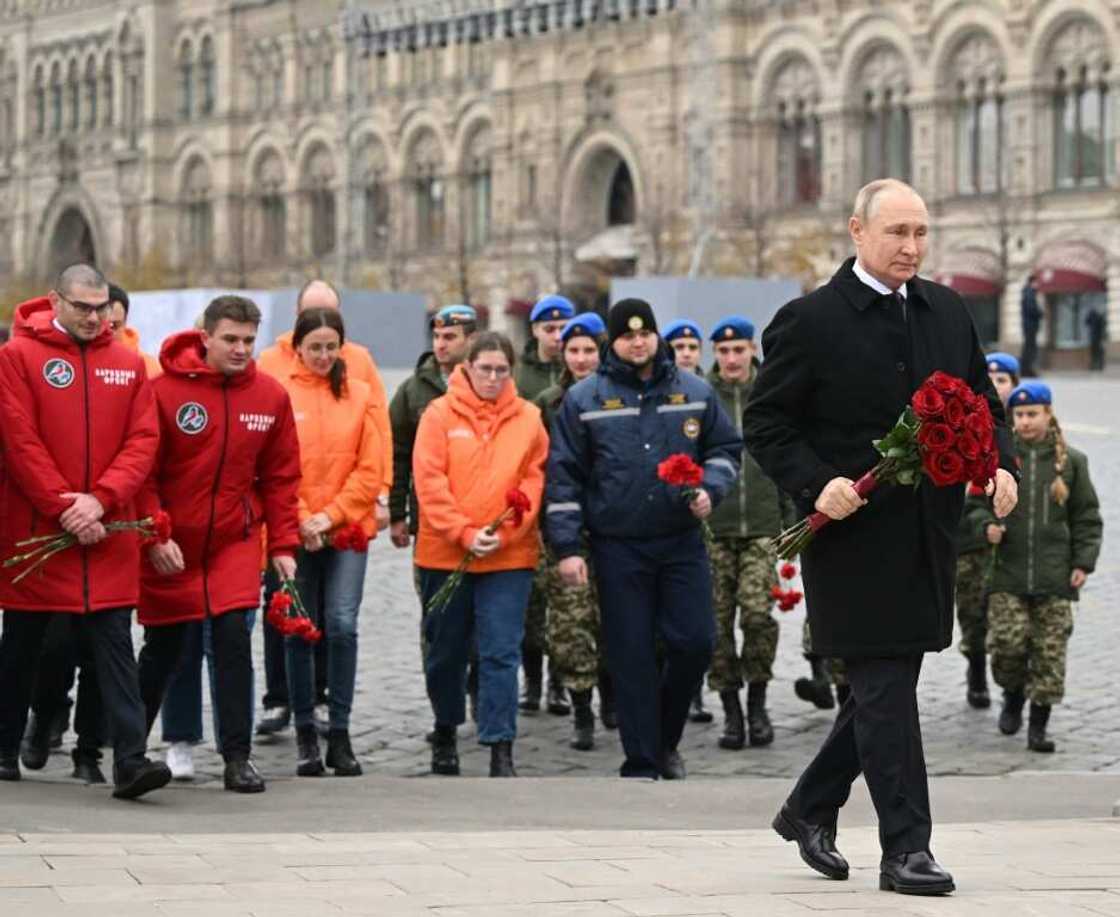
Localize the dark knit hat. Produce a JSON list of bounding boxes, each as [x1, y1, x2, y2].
[[608, 298, 658, 343]]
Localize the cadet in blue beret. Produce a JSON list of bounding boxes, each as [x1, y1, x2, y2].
[[560, 312, 606, 343], [664, 319, 704, 375], [710, 315, 755, 344], [985, 352, 1020, 406], [1009, 380, 1051, 406], [430, 304, 478, 329]]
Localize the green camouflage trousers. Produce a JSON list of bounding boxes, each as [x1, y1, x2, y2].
[[545, 551, 603, 692], [987, 592, 1073, 706], [800, 620, 848, 686], [707, 536, 779, 690], [524, 557, 549, 655], [955, 551, 989, 657]]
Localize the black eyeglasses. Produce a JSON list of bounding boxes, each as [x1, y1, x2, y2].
[[55, 291, 112, 317]]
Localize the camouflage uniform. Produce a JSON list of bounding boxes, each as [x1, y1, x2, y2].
[[707, 537, 779, 690], [955, 550, 989, 657], [544, 549, 603, 693], [987, 594, 1073, 706], [800, 620, 847, 686]]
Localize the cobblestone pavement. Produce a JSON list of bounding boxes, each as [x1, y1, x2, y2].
[[24, 374, 1120, 785]]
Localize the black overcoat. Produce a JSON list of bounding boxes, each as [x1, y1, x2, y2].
[[742, 258, 1016, 657]]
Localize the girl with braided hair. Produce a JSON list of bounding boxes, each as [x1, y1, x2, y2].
[[969, 381, 1103, 752]]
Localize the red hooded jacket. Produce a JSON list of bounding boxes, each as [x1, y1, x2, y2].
[[137, 331, 300, 625], [0, 297, 159, 613]]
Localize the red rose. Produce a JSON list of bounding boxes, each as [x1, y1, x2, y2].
[[943, 396, 966, 429], [779, 563, 797, 581], [332, 523, 369, 553], [964, 411, 992, 440], [911, 386, 945, 420], [152, 511, 173, 544], [924, 449, 966, 487], [926, 371, 961, 394], [917, 422, 955, 453], [657, 454, 704, 489], [505, 488, 532, 528], [956, 432, 981, 461], [770, 584, 784, 601]]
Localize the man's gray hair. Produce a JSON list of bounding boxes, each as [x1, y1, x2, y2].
[[296, 278, 342, 309], [55, 263, 107, 296], [851, 178, 921, 223]]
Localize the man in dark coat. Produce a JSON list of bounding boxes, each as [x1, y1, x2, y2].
[[1019, 275, 1043, 377], [743, 179, 1019, 896]]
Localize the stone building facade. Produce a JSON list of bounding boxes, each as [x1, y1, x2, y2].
[[0, 0, 1117, 364]]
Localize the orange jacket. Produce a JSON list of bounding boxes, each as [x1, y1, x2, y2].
[[120, 326, 162, 378], [413, 366, 548, 572], [258, 332, 391, 496], [282, 365, 384, 538]]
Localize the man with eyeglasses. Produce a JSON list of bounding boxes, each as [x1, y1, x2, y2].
[[0, 263, 172, 799]]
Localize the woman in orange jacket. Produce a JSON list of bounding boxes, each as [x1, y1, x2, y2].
[[413, 331, 548, 777], [279, 307, 383, 778]]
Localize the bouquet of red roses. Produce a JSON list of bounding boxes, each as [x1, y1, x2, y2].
[[265, 577, 322, 644], [424, 488, 533, 616], [773, 371, 999, 560], [770, 562, 804, 612], [3, 511, 174, 584], [657, 454, 714, 551], [331, 523, 371, 553]]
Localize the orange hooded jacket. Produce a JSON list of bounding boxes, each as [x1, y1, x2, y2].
[[258, 332, 391, 497], [119, 326, 162, 378], [281, 364, 384, 539], [413, 366, 548, 572]]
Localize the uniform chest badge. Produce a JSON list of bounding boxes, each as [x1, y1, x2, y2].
[[176, 402, 209, 435], [601, 398, 625, 410], [668, 393, 688, 405], [683, 417, 701, 440], [42, 358, 75, 389]]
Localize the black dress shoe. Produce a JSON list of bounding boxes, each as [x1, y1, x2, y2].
[[224, 759, 266, 793], [772, 805, 849, 880], [255, 705, 290, 736], [72, 758, 106, 785], [688, 687, 714, 723], [112, 759, 172, 800], [0, 756, 20, 781], [20, 712, 51, 771], [879, 851, 955, 895], [659, 749, 686, 780]]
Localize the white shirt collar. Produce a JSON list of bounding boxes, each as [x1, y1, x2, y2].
[[853, 259, 907, 299], [52, 318, 68, 334]]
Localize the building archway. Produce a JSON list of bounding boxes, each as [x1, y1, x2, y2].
[[48, 207, 97, 275], [607, 160, 635, 226]]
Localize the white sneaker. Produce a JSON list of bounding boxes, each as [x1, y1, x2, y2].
[[165, 742, 195, 781]]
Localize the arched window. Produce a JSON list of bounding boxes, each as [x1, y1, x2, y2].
[[463, 125, 492, 250], [181, 158, 213, 265], [771, 58, 822, 205], [950, 35, 1005, 195], [302, 146, 336, 258], [357, 139, 391, 257], [1049, 19, 1113, 188], [178, 41, 194, 121], [84, 57, 98, 129], [857, 46, 911, 182], [66, 60, 80, 131], [102, 53, 114, 127], [32, 66, 45, 136], [49, 62, 62, 134], [199, 37, 215, 116], [410, 131, 445, 250], [254, 150, 286, 262]]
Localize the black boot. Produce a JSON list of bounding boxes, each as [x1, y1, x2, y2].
[[1027, 703, 1056, 753], [326, 728, 362, 776], [113, 758, 173, 800], [999, 688, 1026, 735], [71, 749, 105, 785], [966, 653, 991, 709], [689, 685, 714, 723], [747, 681, 774, 747], [794, 656, 835, 710], [19, 711, 51, 771], [519, 649, 543, 713], [489, 740, 516, 777], [296, 725, 324, 777], [431, 725, 460, 776], [718, 689, 745, 750], [835, 683, 851, 707], [569, 689, 595, 751], [547, 664, 570, 716], [223, 759, 265, 793], [598, 673, 618, 730]]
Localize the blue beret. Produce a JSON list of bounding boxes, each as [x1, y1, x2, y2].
[[710, 315, 756, 343], [530, 295, 575, 324], [561, 312, 606, 342], [431, 304, 477, 328], [1009, 381, 1052, 407], [985, 352, 1020, 377], [663, 319, 703, 342]]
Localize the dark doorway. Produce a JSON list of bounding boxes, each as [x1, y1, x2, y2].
[[48, 208, 96, 275], [607, 161, 635, 226]]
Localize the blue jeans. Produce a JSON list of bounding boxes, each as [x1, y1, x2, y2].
[[286, 547, 368, 731], [161, 611, 257, 748], [420, 568, 531, 744]]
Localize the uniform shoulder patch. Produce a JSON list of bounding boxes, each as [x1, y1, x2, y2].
[[667, 393, 688, 405], [601, 397, 625, 410]]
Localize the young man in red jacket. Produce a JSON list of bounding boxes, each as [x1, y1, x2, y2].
[[0, 263, 171, 799], [136, 294, 301, 793]]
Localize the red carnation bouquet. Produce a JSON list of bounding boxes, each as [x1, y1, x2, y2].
[[3, 511, 174, 584], [657, 454, 714, 551], [331, 523, 371, 553], [773, 371, 999, 560], [265, 577, 323, 644], [424, 488, 533, 616], [771, 562, 804, 612]]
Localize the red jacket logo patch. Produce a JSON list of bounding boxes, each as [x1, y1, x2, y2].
[[176, 402, 209, 435], [42, 358, 75, 389]]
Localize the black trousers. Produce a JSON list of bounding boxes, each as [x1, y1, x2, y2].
[[786, 654, 931, 857], [29, 614, 104, 758], [139, 611, 254, 763], [0, 609, 146, 772]]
